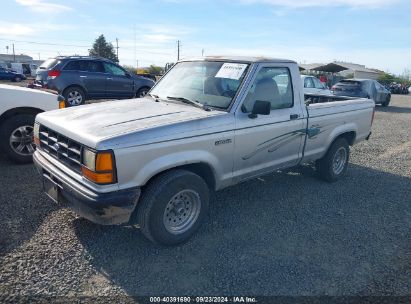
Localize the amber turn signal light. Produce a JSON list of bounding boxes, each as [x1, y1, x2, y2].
[[81, 166, 115, 184], [96, 152, 114, 171]]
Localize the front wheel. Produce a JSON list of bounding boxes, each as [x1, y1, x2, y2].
[[316, 138, 349, 182], [0, 114, 36, 164], [132, 170, 209, 246], [382, 95, 391, 107], [135, 87, 149, 98]]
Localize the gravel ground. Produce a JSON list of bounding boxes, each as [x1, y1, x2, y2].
[[0, 94, 410, 302]]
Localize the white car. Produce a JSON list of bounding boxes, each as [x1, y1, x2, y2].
[[0, 84, 65, 163], [302, 75, 332, 95]]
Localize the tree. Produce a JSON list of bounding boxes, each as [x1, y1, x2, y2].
[[378, 72, 396, 85], [89, 34, 118, 62], [148, 65, 163, 76]]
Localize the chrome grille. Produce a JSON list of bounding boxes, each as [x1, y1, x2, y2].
[[39, 125, 82, 173]]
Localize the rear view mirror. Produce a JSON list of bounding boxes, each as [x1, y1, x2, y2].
[[249, 100, 271, 118]]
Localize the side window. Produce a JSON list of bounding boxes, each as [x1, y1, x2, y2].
[[86, 61, 104, 73], [304, 77, 315, 88], [63, 60, 80, 71], [104, 63, 126, 76], [313, 77, 324, 89], [242, 67, 293, 112]]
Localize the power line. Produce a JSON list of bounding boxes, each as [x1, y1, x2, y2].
[[0, 37, 89, 48]]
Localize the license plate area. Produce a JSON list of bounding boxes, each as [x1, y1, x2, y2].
[[42, 171, 62, 203]]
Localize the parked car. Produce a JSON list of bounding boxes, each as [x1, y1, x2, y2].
[[33, 56, 375, 246], [0, 67, 26, 82], [301, 75, 332, 95], [10, 62, 38, 77], [332, 79, 391, 106], [388, 82, 409, 95], [35, 56, 155, 106], [0, 84, 65, 163]]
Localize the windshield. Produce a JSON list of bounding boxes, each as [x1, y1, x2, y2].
[[150, 61, 249, 109], [39, 58, 59, 69]]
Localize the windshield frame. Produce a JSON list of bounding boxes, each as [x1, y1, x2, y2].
[[150, 59, 252, 112]]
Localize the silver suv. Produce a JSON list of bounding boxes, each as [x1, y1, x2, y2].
[[35, 56, 155, 106]]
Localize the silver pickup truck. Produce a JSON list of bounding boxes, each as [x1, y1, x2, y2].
[[33, 56, 375, 245]]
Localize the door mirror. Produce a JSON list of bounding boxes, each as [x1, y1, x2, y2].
[[125, 72, 132, 78], [249, 100, 271, 118]]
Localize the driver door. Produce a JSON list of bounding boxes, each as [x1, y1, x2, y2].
[[233, 64, 305, 182]]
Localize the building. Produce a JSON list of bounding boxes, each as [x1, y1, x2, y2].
[[300, 61, 383, 80], [0, 53, 34, 63]]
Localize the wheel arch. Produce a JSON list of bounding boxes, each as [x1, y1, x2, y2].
[[0, 107, 43, 126], [327, 130, 356, 152], [141, 162, 217, 192], [62, 84, 88, 98]]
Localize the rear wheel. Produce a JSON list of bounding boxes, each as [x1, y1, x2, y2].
[[0, 114, 36, 164], [63, 86, 86, 106], [316, 138, 349, 182], [132, 169, 209, 246]]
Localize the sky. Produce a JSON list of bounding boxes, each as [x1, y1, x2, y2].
[[1, 0, 410, 74]]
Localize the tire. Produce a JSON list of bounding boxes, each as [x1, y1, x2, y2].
[[0, 114, 36, 164], [315, 138, 350, 183], [14, 76, 22, 82], [382, 95, 391, 107], [63, 86, 86, 106], [132, 169, 210, 246], [135, 87, 149, 98]]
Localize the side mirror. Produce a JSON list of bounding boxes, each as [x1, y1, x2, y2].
[[249, 100, 271, 118], [125, 72, 132, 78]]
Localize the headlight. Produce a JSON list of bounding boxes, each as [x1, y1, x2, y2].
[[81, 148, 116, 184], [33, 123, 40, 146], [82, 148, 96, 171]]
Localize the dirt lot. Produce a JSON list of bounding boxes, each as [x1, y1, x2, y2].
[[0, 93, 410, 301]]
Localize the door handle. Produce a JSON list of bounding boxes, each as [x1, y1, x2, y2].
[[80, 75, 87, 78], [107, 77, 112, 80], [290, 114, 299, 120]]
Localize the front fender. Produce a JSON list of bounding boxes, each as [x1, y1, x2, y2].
[[115, 148, 223, 190]]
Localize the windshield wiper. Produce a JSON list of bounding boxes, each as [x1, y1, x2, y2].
[[148, 93, 160, 102], [166, 96, 211, 111]]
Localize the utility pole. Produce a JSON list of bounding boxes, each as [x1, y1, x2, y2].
[[177, 40, 180, 61], [115, 38, 119, 61], [202, 48, 204, 57], [6, 45, 9, 54], [12, 43, 15, 61]]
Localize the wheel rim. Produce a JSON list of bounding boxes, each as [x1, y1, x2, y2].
[[163, 189, 201, 234], [332, 147, 347, 175], [67, 90, 83, 105], [9, 125, 36, 156], [138, 89, 148, 98]]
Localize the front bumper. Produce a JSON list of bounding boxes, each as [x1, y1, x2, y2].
[[33, 151, 140, 225]]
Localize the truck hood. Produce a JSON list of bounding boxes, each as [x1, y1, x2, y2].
[[35, 98, 227, 149]]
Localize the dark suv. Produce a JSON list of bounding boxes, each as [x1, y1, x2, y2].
[[35, 56, 155, 106]]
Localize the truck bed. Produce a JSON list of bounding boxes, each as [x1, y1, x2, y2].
[[301, 96, 375, 163]]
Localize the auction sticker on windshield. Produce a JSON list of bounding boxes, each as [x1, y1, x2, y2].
[[215, 63, 248, 80]]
